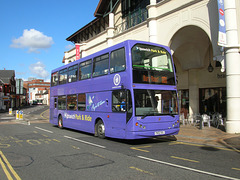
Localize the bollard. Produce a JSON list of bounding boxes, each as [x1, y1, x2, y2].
[[9, 108, 12, 115], [19, 110, 23, 120], [16, 110, 19, 120]]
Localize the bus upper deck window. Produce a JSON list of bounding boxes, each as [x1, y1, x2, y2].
[[110, 48, 126, 73], [51, 72, 58, 86]]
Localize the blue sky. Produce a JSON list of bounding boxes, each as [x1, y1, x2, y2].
[[0, 0, 99, 81]]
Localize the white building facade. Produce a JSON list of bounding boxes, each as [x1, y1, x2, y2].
[[64, 0, 240, 133], [29, 88, 49, 105]]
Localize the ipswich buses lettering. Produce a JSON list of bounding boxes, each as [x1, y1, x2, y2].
[[137, 47, 167, 54], [64, 113, 92, 121]]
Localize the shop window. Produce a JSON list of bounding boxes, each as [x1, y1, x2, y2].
[[67, 95, 77, 110], [179, 90, 189, 119], [199, 88, 226, 117]]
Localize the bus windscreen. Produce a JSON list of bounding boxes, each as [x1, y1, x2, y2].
[[132, 44, 175, 85], [134, 89, 178, 117]]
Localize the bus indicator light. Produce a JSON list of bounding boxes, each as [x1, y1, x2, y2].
[[107, 115, 110, 118]]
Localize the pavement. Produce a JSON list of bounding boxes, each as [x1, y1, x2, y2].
[[1, 109, 240, 152], [176, 125, 240, 152]]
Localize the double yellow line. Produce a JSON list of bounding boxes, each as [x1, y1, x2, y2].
[[0, 151, 21, 180]]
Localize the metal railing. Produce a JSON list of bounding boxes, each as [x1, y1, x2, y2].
[[115, 9, 148, 35]]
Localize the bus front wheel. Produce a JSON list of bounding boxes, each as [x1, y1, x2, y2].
[[58, 115, 63, 129], [96, 120, 105, 139]]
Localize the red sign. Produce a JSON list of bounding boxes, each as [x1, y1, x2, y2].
[[219, 8, 224, 16], [75, 44, 80, 60]]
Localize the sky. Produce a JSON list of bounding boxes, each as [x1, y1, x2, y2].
[[0, 0, 100, 82]]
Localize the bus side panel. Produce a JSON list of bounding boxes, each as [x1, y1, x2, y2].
[[86, 91, 128, 139], [105, 113, 127, 139]]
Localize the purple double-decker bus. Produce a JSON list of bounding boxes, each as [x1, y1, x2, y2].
[[50, 40, 179, 139]]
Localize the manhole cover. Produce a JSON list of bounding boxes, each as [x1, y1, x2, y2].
[[54, 153, 114, 170], [5, 152, 33, 167]]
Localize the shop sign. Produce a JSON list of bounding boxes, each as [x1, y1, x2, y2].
[[3, 96, 9, 101], [217, 73, 226, 79]]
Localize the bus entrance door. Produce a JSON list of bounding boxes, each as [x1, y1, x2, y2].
[[53, 97, 58, 119], [50, 97, 58, 124]]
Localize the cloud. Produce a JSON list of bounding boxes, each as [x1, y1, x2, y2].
[[29, 61, 49, 78], [16, 71, 27, 76], [65, 44, 75, 50], [11, 29, 54, 53]]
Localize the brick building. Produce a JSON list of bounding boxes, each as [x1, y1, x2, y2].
[[0, 70, 16, 110]]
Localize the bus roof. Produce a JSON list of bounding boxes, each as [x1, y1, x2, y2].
[[51, 40, 170, 73]]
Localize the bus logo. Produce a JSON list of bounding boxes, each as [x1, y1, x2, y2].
[[113, 74, 121, 86]]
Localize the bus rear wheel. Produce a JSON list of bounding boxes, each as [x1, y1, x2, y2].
[[96, 120, 105, 139], [58, 115, 63, 129]]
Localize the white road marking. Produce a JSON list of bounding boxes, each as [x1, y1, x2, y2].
[[0, 117, 14, 119], [64, 135, 106, 149], [35, 127, 53, 133], [137, 156, 240, 180]]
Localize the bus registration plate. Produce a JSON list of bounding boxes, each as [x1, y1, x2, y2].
[[154, 131, 165, 135]]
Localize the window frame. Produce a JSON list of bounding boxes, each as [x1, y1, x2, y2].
[[68, 64, 78, 83], [79, 59, 92, 80], [92, 53, 109, 77], [78, 93, 86, 111], [67, 94, 77, 111], [51, 72, 59, 86], [110, 48, 126, 74], [59, 68, 68, 85], [58, 95, 66, 110], [112, 90, 127, 113]]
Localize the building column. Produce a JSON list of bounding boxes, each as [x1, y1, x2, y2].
[[80, 43, 87, 58], [188, 70, 199, 116], [148, 0, 158, 43], [107, 13, 115, 47], [225, 0, 240, 133]]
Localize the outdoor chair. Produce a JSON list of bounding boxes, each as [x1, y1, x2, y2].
[[193, 114, 202, 127], [212, 113, 224, 128], [180, 113, 187, 125], [202, 114, 211, 127], [187, 114, 194, 124]]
